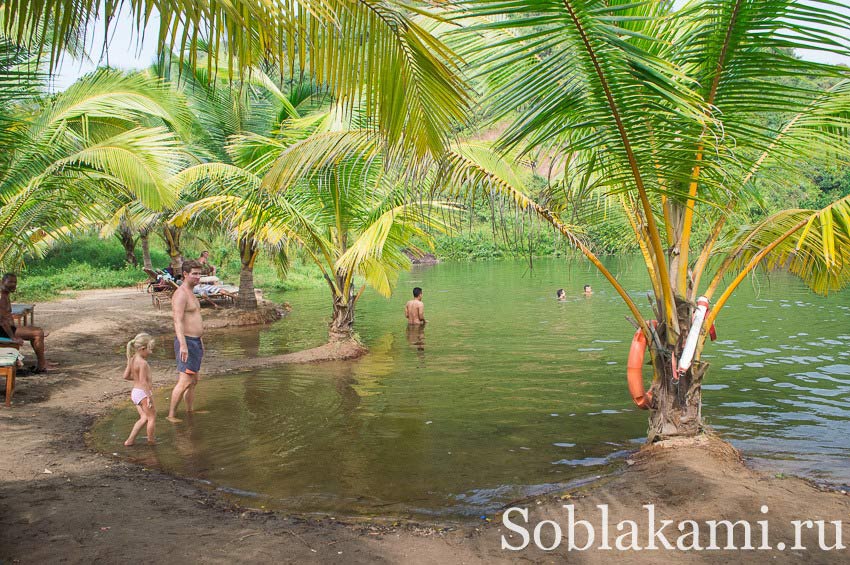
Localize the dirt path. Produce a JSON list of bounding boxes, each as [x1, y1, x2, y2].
[[1, 289, 848, 563]]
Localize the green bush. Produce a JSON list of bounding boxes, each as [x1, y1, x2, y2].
[[27, 235, 169, 273], [15, 262, 148, 302], [15, 235, 167, 301]]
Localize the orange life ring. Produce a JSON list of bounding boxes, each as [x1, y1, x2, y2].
[[627, 322, 654, 409]]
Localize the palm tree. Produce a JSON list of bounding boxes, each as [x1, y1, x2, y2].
[[277, 150, 446, 342], [3, 0, 469, 159], [171, 161, 292, 311], [100, 203, 171, 269], [166, 56, 315, 310], [0, 69, 192, 268], [446, 0, 850, 438], [177, 109, 449, 338]]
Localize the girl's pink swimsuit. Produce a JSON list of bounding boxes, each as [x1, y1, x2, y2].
[[131, 388, 151, 406]]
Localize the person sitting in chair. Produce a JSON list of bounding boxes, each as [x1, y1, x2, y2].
[[197, 251, 217, 276], [0, 273, 49, 372]]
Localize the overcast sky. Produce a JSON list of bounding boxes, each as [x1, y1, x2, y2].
[[51, 4, 850, 91]]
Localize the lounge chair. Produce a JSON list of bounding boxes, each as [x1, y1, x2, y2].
[[152, 278, 179, 310], [0, 342, 23, 407], [193, 284, 238, 308], [139, 268, 159, 292]]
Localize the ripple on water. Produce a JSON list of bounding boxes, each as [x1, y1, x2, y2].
[[90, 258, 850, 517], [553, 449, 631, 467]]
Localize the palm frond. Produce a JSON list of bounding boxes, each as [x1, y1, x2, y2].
[[45, 126, 186, 209], [4, 0, 470, 156], [715, 192, 850, 296]]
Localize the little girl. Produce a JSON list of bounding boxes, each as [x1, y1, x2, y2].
[[123, 333, 156, 446]]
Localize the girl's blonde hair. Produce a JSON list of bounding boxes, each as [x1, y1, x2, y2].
[[126, 333, 155, 360]]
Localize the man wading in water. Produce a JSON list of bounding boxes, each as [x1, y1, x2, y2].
[[167, 260, 204, 423], [405, 287, 426, 325]]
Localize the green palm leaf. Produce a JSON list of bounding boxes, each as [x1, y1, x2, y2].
[[4, 0, 470, 157], [716, 193, 850, 296]]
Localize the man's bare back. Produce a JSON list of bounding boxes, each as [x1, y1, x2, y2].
[[405, 288, 425, 325]]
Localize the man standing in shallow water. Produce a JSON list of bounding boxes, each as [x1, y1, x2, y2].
[[168, 260, 204, 423], [405, 287, 426, 325]]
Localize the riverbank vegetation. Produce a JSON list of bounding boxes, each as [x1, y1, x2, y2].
[[12, 234, 325, 302]]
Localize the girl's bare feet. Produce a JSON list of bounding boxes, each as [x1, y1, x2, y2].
[[166, 416, 182, 423], [123, 439, 134, 446]]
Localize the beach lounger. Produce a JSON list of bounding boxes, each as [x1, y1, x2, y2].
[[144, 269, 183, 309], [193, 284, 238, 308], [0, 346, 24, 407], [152, 278, 179, 310], [139, 268, 161, 292]]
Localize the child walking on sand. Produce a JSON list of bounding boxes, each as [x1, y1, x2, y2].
[[123, 333, 156, 446]]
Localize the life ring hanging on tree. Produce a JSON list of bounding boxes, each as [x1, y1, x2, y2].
[[626, 321, 655, 410], [627, 302, 718, 409]]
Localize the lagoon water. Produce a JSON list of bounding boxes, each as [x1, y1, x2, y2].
[[93, 258, 850, 518]]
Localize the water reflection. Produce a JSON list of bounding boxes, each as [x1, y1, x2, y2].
[[406, 324, 426, 365], [93, 258, 850, 517]]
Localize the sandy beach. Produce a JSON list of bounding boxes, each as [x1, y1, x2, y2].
[[1, 288, 848, 563]]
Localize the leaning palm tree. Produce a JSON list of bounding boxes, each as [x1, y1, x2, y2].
[[275, 149, 447, 342], [446, 0, 850, 439], [0, 69, 192, 268]]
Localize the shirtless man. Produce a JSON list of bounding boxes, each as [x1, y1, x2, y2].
[[197, 250, 217, 276], [167, 261, 204, 422], [0, 273, 48, 372], [405, 287, 426, 325]]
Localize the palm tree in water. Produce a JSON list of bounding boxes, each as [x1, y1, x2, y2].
[[443, 0, 850, 438]]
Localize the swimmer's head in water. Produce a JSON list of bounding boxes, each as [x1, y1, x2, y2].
[[556, 288, 565, 299], [413, 287, 423, 298]]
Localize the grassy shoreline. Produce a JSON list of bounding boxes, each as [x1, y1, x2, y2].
[[15, 231, 600, 303]]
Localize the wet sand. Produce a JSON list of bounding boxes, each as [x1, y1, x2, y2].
[[1, 288, 848, 563]]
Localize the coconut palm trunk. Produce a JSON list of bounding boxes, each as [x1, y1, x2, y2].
[[644, 297, 706, 440], [140, 231, 153, 270], [116, 223, 137, 267], [236, 237, 258, 310], [328, 273, 356, 342], [163, 225, 183, 271]]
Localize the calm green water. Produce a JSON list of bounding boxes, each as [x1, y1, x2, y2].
[[92, 258, 850, 518]]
